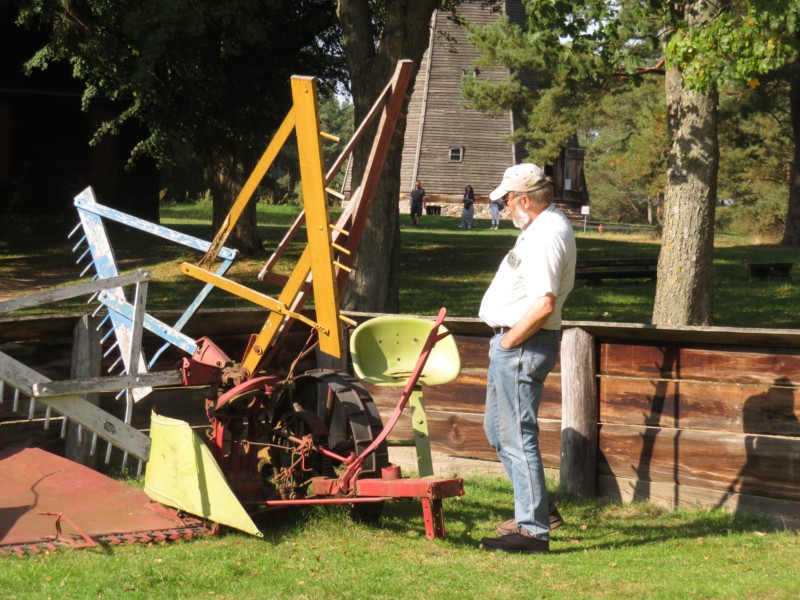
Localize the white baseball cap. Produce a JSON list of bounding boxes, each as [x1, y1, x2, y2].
[[489, 163, 551, 201]]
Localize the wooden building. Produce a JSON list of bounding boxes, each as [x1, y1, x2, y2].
[[399, 1, 589, 217]]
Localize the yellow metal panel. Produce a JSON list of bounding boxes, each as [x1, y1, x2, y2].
[[144, 412, 262, 537], [180, 262, 324, 334], [241, 249, 313, 376], [291, 77, 341, 359]]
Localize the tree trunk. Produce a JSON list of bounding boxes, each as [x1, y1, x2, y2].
[[208, 151, 262, 256], [652, 3, 718, 326], [780, 71, 800, 246], [338, 0, 439, 312]]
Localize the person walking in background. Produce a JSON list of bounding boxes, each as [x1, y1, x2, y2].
[[460, 185, 475, 229], [489, 192, 504, 229], [478, 163, 576, 554], [410, 180, 425, 226]]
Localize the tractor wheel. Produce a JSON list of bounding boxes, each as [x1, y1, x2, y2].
[[292, 368, 390, 520]]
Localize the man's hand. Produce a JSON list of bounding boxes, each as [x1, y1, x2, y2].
[[499, 294, 556, 349]]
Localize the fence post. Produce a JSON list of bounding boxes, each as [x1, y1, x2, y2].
[[559, 327, 598, 498], [65, 315, 102, 466]]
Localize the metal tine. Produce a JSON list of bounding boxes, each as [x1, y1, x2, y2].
[[90, 432, 98, 456], [27, 396, 36, 420], [72, 235, 87, 253], [12, 387, 19, 412], [76, 247, 92, 265], [79, 262, 95, 277], [121, 451, 129, 473], [108, 355, 123, 373], [87, 291, 99, 304], [91, 303, 106, 318], [103, 340, 120, 358], [96, 313, 111, 331], [104, 440, 113, 465], [68, 221, 83, 239], [43, 405, 51, 429], [136, 459, 143, 478], [0, 378, 4, 404], [101, 326, 117, 344], [60, 416, 68, 439], [76, 423, 83, 444]]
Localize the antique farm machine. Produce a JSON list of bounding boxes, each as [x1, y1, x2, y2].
[[0, 61, 464, 541]]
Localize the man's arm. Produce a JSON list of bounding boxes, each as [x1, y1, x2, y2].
[[499, 293, 556, 349]]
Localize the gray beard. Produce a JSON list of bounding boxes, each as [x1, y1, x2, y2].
[[512, 205, 531, 229]]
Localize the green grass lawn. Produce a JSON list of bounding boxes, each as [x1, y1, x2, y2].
[[3, 202, 799, 328], [4, 477, 798, 599]]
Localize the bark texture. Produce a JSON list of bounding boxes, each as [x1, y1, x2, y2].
[[338, 0, 439, 312], [208, 149, 262, 256], [652, 2, 718, 326], [780, 70, 800, 246]]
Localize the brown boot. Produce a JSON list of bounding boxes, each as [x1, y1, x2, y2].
[[496, 506, 564, 535]]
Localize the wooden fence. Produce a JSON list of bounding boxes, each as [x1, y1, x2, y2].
[[2, 309, 798, 528]]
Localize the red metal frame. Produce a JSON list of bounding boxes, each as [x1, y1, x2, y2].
[[209, 307, 464, 539]]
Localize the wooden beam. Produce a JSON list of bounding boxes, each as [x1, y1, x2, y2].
[[560, 327, 598, 498], [0, 350, 150, 461]]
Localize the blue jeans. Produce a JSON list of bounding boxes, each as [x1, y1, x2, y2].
[[489, 203, 500, 225], [484, 328, 560, 539]]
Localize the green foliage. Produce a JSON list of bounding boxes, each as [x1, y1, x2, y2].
[[318, 93, 355, 195], [462, 1, 668, 164], [716, 80, 793, 235], [15, 0, 344, 171], [667, 1, 800, 92], [582, 77, 667, 224]]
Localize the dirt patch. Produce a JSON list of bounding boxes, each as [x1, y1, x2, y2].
[[0, 271, 80, 303]]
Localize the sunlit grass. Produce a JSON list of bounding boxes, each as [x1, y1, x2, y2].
[[3, 207, 800, 328], [4, 476, 798, 599]]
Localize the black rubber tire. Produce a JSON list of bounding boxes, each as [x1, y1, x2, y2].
[[292, 369, 390, 520]]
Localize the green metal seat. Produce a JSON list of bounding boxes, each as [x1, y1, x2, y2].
[[350, 315, 461, 477]]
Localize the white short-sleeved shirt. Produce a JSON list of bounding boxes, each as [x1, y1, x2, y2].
[[479, 204, 576, 330]]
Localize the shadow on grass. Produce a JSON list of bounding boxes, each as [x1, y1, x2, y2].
[[251, 477, 776, 553]]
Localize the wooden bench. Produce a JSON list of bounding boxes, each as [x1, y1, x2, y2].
[[745, 262, 793, 280], [575, 258, 657, 285]]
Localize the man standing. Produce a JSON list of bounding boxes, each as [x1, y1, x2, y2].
[[478, 163, 576, 554], [410, 180, 425, 226]]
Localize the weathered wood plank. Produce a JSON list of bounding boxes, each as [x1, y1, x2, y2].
[[598, 474, 800, 529], [360, 372, 562, 419], [0, 350, 150, 461], [66, 315, 102, 465], [0, 271, 151, 314], [560, 327, 597, 497], [598, 423, 800, 502], [600, 377, 800, 435], [449, 334, 562, 374], [373, 398, 562, 468], [600, 342, 800, 385]]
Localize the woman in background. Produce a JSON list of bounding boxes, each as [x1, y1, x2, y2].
[[461, 185, 475, 229]]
